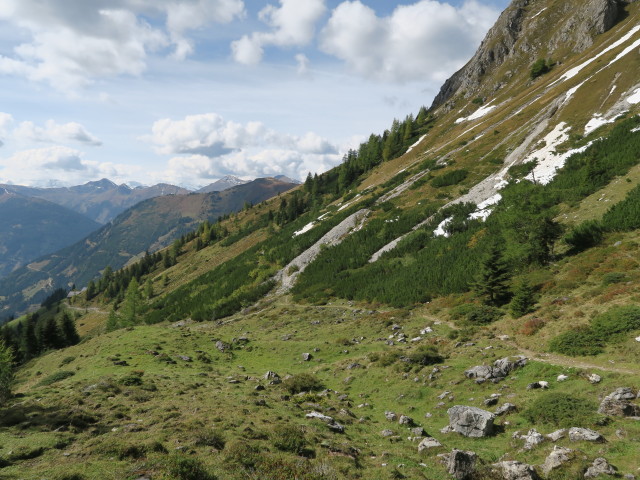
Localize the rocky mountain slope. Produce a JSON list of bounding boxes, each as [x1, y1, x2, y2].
[[0, 190, 100, 279], [0, 177, 296, 318], [0, 179, 190, 224], [2, 0, 640, 479], [197, 175, 249, 193]]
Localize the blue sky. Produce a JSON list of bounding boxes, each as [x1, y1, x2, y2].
[[0, 0, 508, 188]]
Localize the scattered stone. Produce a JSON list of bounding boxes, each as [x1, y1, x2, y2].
[[484, 397, 499, 407], [398, 415, 414, 426], [495, 403, 517, 416], [391, 324, 402, 331], [385, 411, 397, 421], [522, 429, 545, 450], [113, 360, 128, 366], [598, 387, 640, 417], [447, 449, 477, 480], [215, 341, 230, 353], [381, 429, 395, 437], [557, 374, 569, 382], [588, 374, 602, 384], [542, 446, 574, 475], [438, 390, 452, 400], [228, 379, 240, 384], [493, 460, 541, 480], [546, 429, 567, 442], [568, 427, 604, 443], [447, 405, 495, 438], [327, 423, 345, 433], [176, 355, 192, 362], [411, 427, 426, 437], [464, 356, 527, 383], [526, 381, 549, 390], [302, 353, 312, 361], [584, 457, 616, 478], [306, 411, 345, 433], [346, 362, 361, 370], [420, 327, 433, 334], [418, 437, 442, 452]]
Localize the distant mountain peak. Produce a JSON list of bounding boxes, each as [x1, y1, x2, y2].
[[198, 175, 250, 193]]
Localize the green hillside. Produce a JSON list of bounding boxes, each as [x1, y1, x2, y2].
[[2, 0, 640, 479]]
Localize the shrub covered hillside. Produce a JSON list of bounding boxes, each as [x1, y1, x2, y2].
[[2, 0, 640, 479]]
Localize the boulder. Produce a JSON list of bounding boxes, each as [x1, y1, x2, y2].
[[584, 457, 616, 478], [598, 387, 640, 417], [418, 437, 442, 452], [568, 427, 604, 443], [306, 411, 344, 433], [522, 429, 545, 450], [381, 429, 395, 437], [447, 449, 478, 480], [215, 341, 230, 353], [541, 446, 574, 475], [385, 411, 397, 421], [464, 356, 527, 383], [557, 374, 569, 382], [398, 415, 414, 425], [587, 373, 602, 384], [526, 381, 549, 390], [495, 403, 517, 416], [546, 429, 567, 442], [493, 460, 541, 480], [447, 405, 495, 438], [301, 353, 312, 361]]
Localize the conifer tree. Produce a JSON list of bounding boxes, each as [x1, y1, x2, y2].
[[144, 278, 154, 299], [59, 312, 80, 346], [0, 340, 13, 405], [40, 317, 64, 351], [121, 278, 141, 326], [20, 316, 39, 361], [510, 279, 536, 317], [473, 241, 511, 306]]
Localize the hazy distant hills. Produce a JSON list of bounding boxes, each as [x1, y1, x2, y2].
[[197, 175, 250, 193], [0, 177, 297, 316], [0, 190, 101, 279], [0, 179, 190, 224]]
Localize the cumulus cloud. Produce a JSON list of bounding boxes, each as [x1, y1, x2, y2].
[[0, 113, 14, 143], [320, 0, 499, 83], [13, 120, 102, 146], [231, 0, 326, 65], [0, 146, 139, 186], [148, 112, 341, 185], [0, 0, 245, 91]]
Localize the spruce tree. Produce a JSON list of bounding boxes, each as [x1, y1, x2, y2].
[[510, 279, 536, 317], [144, 278, 154, 299], [20, 316, 39, 361], [473, 241, 511, 306], [121, 278, 141, 326], [0, 340, 13, 405], [40, 317, 64, 351], [59, 312, 80, 346]]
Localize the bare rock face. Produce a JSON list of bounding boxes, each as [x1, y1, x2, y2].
[[584, 457, 616, 478], [542, 446, 575, 475], [447, 405, 495, 438], [493, 460, 541, 480], [447, 449, 478, 480], [598, 387, 640, 416]]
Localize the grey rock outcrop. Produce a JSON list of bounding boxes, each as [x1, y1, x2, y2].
[[494, 460, 541, 480], [495, 403, 517, 416], [447, 449, 478, 480], [542, 446, 575, 475], [465, 356, 527, 383], [447, 405, 495, 438], [584, 457, 616, 478], [598, 387, 640, 416], [418, 437, 442, 451], [568, 427, 604, 443]]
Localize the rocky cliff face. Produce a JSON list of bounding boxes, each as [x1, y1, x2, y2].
[[431, 0, 635, 110]]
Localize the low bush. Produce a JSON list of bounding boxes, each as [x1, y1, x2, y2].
[[282, 373, 324, 394], [451, 304, 502, 325], [523, 393, 599, 427], [564, 220, 603, 252], [194, 428, 225, 450], [165, 455, 217, 480], [431, 169, 468, 188], [549, 326, 603, 356], [37, 371, 75, 387], [270, 425, 306, 454], [405, 345, 444, 366]]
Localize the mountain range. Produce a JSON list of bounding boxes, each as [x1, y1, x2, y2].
[[2, 1, 640, 479]]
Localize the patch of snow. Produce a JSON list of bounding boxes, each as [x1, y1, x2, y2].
[[563, 79, 588, 103], [627, 88, 640, 104], [456, 102, 497, 124], [317, 212, 329, 221], [293, 222, 315, 237], [433, 217, 452, 237], [469, 193, 502, 221], [584, 114, 615, 135], [558, 25, 640, 82], [523, 123, 595, 185], [636, 336, 640, 342], [631, 126, 640, 133], [606, 37, 640, 67], [531, 7, 547, 18], [338, 194, 361, 211], [406, 134, 427, 153], [609, 85, 617, 96]]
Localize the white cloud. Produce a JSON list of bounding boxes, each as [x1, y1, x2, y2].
[[0, 146, 138, 186], [148, 112, 341, 185], [13, 120, 102, 146], [231, 0, 326, 65], [0, 113, 14, 144], [319, 0, 499, 83], [295, 53, 310, 75], [0, 0, 245, 91]]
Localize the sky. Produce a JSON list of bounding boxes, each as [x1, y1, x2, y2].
[[0, 0, 509, 189]]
